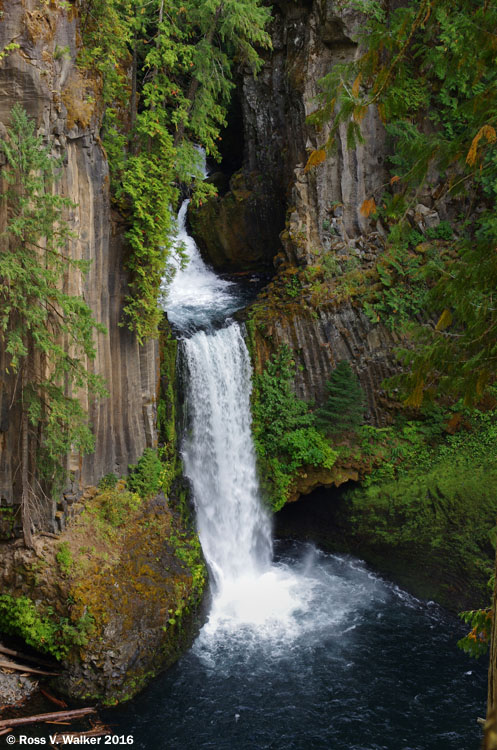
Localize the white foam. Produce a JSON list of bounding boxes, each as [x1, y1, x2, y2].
[[164, 201, 237, 330]]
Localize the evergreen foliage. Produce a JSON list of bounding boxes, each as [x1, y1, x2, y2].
[[79, 0, 272, 340], [127, 447, 163, 500], [309, 0, 497, 405], [252, 346, 337, 511], [0, 105, 106, 545], [314, 361, 365, 434], [253, 345, 314, 454]]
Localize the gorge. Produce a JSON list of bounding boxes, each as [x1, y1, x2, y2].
[[112, 195, 486, 750], [1, 0, 497, 748]]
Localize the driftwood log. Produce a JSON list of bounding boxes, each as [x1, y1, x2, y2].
[[0, 659, 58, 676], [0, 707, 97, 730], [0, 644, 57, 669]]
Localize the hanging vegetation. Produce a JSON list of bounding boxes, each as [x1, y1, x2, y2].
[[77, 0, 272, 341]]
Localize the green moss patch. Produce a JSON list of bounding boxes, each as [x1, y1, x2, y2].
[[0, 594, 93, 661]]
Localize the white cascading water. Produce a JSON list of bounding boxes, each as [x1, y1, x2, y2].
[[181, 325, 306, 632], [164, 196, 307, 634], [165, 200, 239, 333], [181, 324, 272, 586]]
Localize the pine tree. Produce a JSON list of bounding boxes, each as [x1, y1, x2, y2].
[[0, 105, 106, 546], [314, 361, 365, 435]]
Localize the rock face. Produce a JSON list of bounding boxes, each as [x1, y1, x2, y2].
[[191, 0, 398, 424], [242, 0, 386, 263], [192, 0, 386, 271], [0, 0, 158, 525], [249, 300, 399, 426], [0, 489, 206, 703], [188, 170, 280, 271]]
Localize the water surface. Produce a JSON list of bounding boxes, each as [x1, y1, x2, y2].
[[106, 541, 486, 750]]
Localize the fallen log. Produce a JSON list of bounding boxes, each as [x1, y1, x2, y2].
[[0, 707, 97, 730], [0, 659, 58, 676], [40, 689, 68, 709], [0, 645, 57, 669]]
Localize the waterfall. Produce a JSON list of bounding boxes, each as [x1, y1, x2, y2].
[[164, 196, 272, 588], [164, 198, 303, 631], [114, 193, 484, 750], [165, 200, 239, 334], [182, 324, 272, 588]]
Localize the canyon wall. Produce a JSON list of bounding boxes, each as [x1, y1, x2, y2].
[[242, 0, 387, 256], [0, 0, 158, 529], [238, 0, 398, 423]]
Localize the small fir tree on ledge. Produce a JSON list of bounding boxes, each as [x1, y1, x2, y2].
[[314, 361, 365, 435]]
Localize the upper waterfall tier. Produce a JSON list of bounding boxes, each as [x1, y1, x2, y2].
[[163, 200, 247, 334]]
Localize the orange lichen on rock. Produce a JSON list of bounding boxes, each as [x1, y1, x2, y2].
[[61, 71, 97, 130]]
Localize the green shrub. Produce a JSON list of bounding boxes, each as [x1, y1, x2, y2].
[[127, 448, 162, 500], [90, 489, 141, 528], [0, 594, 93, 660], [56, 541, 73, 577], [285, 276, 301, 298], [322, 253, 341, 280], [98, 473, 118, 491], [252, 346, 337, 511]]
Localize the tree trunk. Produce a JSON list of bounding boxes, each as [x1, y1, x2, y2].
[[20, 360, 33, 548]]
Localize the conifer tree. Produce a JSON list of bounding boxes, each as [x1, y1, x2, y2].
[[0, 105, 106, 546], [314, 361, 365, 435]]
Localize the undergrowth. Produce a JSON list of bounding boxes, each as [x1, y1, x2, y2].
[[0, 594, 94, 661], [252, 345, 337, 511]]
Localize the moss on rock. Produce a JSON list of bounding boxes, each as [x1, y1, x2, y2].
[[0, 483, 207, 705], [276, 453, 497, 612]]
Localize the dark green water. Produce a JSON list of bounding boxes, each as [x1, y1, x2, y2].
[[105, 541, 486, 750]]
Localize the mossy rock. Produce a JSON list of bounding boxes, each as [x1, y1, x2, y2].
[[276, 458, 497, 612], [0, 486, 207, 705], [188, 169, 283, 272]]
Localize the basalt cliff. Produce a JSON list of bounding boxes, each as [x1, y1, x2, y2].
[[0, 0, 205, 703], [0, 0, 157, 529]]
